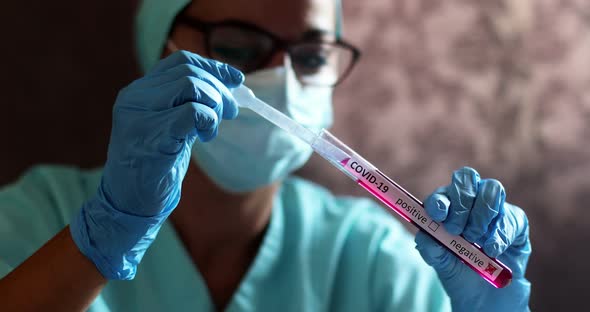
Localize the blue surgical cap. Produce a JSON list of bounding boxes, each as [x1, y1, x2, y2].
[[135, 0, 343, 73], [135, 0, 190, 73]]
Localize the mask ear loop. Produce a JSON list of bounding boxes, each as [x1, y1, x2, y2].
[[166, 40, 180, 53]]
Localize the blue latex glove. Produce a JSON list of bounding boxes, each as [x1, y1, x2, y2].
[[70, 51, 244, 280], [415, 167, 531, 312]]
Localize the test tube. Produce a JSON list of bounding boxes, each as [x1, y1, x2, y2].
[[234, 85, 513, 288], [313, 130, 513, 288]]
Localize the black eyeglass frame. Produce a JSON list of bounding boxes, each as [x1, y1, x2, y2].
[[173, 14, 362, 87]]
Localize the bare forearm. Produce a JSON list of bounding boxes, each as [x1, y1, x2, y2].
[[0, 226, 107, 312]]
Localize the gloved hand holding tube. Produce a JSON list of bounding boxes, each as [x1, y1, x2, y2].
[[416, 167, 531, 312], [70, 51, 244, 280]]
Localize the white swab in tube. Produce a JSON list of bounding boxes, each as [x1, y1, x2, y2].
[[232, 85, 513, 288]]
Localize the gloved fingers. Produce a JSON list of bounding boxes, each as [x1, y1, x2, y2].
[[415, 231, 461, 279], [162, 64, 238, 120], [424, 186, 450, 222], [119, 101, 218, 156], [192, 104, 220, 142], [118, 75, 224, 122], [148, 50, 244, 88], [444, 167, 481, 235], [482, 203, 530, 258], [173, 76, 224, 120], [155, 102, 220, 156], [462, 179, 505, 243], [175, 102, 220, 143], [481, 210, 510, 258], [506, 203, 530, 248], [128, 64, 238, 119], [497, 231, 532, 278]]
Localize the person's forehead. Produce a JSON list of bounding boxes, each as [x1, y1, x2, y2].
[[185, 0, 336, 40]]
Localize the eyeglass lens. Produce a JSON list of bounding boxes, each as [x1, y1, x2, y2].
[[207, 25, 354, 86]]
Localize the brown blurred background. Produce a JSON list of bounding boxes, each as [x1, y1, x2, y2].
[[1, 0, 589, 310]]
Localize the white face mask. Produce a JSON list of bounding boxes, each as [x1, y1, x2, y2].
[[191, 65, 334, 193]]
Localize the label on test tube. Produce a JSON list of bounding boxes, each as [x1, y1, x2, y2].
[[339, 156, 512, 287]]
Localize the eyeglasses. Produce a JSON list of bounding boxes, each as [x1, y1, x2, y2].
[[173, 15, 361, 87]]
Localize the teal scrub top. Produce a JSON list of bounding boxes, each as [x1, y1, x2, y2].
[[0, 166, 451, 311]]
